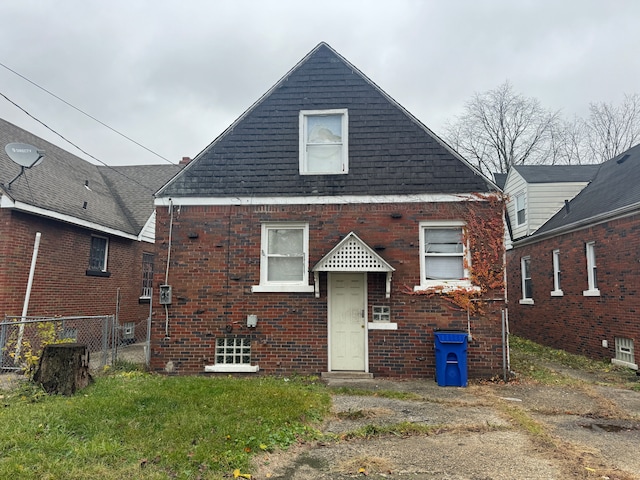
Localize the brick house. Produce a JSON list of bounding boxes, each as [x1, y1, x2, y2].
[[506, 144, 640, 371], [0, 118, 180, 352], [151, 43, 506, 379]]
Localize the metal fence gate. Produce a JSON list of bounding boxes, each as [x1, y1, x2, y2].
[[0, 314, 150, 373]]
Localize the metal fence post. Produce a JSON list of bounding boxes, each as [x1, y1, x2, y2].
[[102, 315, 110, 368]]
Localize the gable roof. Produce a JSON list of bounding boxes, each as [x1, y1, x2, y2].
[[158, 43, 495, 199], [529, 143, 640, 238], [313, 232, 395, 273], [0, 118, 180, 238], [98, 164, 181, 233], [512, 164, 599, 184]]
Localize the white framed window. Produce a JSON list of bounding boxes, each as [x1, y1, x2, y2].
[[88, 235, 108, 272], [551, 249, 563, 296], [583, 241, 600, 296], [612, 337, 637, 370], [299, 109, 348, 175], [416, 221, 470, 290], [204, 337, 259, 373], [515, 192, 526, 226], [520, 256, 533, 304], [252, 223, 313, 293], [141, 252, 154, 299]]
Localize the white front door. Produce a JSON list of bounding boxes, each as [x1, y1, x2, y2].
[[329, 273, 367, 371]]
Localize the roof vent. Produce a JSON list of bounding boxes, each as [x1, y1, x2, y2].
[[617, 154, 630, 164], [564, 200, 570, 214]]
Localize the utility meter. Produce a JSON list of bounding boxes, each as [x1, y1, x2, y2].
[[159, 285, 172, 305]]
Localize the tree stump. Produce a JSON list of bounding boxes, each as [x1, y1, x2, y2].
[[33, 343, 93, 395]]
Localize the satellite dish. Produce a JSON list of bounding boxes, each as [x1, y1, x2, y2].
[[5, 143, 44, 168], [4, 143, 45, 189]]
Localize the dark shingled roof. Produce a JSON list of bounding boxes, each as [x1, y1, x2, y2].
[[158, 43, 494, 198], [533, 143, 640, 236], [0, 118, 181, 236], [492, 172, 507, 190], [513, 164, 599, 184]]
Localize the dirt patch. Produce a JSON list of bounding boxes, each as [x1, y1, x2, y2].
[[253, 374, 640, 479]]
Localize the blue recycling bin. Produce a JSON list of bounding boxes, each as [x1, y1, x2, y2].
[[434, 330, 468, 387]]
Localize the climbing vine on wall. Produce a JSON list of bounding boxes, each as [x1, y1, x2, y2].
[[405, 192, 506, 315]]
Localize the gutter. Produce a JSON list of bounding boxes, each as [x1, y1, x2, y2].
[[1, 194, 140, 241]]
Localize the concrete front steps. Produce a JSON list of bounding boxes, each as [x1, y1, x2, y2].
[[321, 371, 374, 380]]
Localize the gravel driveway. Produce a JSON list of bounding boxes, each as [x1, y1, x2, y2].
[[253, 368, 640, 480]]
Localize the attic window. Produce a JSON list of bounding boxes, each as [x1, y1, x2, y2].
[[299, 109, 348, 175]]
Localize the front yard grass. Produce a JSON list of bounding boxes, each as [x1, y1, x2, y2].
[[0, 371, 331, 479]]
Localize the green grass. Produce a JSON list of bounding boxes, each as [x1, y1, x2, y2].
[[510, 335, 640, 389], [0, 373, 331, 479]]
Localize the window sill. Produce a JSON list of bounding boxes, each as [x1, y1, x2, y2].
[[204, 364, 260, 373], [368, 322, 398, 330], [413, 282, 477, 293], [251, 285, 315, 293], [611, 359, 638, 370], [519, 298, 534, 305], [583, 289, 601, 297], [550, 290, 564, 297], [86, 270, 111, 278]]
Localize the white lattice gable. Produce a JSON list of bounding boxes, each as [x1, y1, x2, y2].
[[312, 232, 394, 298]]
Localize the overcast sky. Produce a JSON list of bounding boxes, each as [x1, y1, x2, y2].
[[1, 0, 639, 166]]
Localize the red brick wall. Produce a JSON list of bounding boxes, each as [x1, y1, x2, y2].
[[150, 201, 506, 379], [0, 209, 151, 330], [507, 213, 640, 367]]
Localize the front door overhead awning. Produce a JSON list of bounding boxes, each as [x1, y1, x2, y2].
[[312, 231, 395, 298]]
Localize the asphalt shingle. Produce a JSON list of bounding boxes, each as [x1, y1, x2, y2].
[[159, 43, 494, 198]]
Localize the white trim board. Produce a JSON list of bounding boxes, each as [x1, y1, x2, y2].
[[155, 193, 486, 207]]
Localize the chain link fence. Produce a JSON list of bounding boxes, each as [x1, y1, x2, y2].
[[0, 314, 150, 373]]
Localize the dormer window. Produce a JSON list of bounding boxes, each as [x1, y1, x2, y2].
[[299, 109, 348, 175], [515, 192, 526, 225]]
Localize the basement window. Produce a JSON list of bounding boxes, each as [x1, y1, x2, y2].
[[612, 337, 637, 370], [204, 338, 259, 373]]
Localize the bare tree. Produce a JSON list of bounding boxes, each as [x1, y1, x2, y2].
[[444, 81, 561, 175], [584, 93, 640, 162]]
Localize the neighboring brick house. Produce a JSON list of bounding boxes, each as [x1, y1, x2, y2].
[[507, 144, 640, 371], [0, 118, 180, 349], [151, 43, 506, 379]]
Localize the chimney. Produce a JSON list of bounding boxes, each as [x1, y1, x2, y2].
[[180, 156, 192, 165]]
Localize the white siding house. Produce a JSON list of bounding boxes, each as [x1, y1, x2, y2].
[[503, 165, 599, 242]]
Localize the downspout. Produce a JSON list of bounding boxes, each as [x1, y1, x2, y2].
[[14, 232, 41, 364], [502, 213, 510, 381]]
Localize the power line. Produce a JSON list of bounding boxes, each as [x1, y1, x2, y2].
[[0, 60, 175, 165], [1, 91, 160, 193]]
